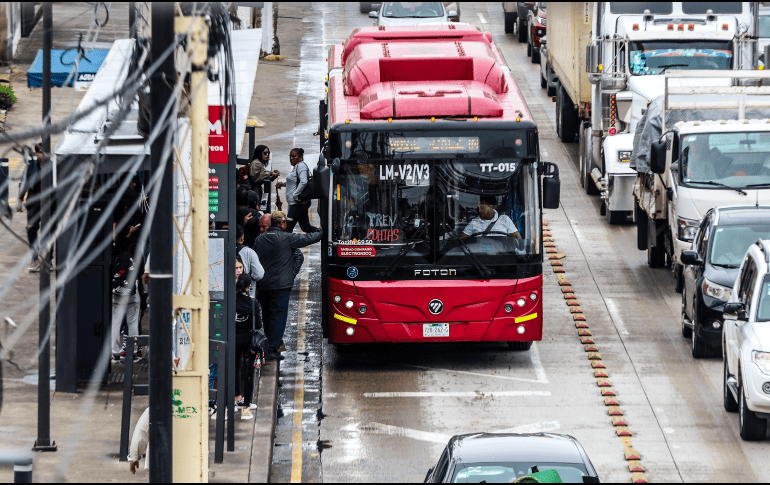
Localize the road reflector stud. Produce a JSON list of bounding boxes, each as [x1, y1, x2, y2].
[[544, 236, 554, 242], [560, 286, 573, 293], [584, 344, 599, 352], [620, 436, 633, 447], [628, 461, 645, 473], [624, 448, 641, 461], [575, 321, 589, 329], [631, 472, 649, 483], [549, 253, 566, 260], [597, 378, 612, 387], [588, 352, 602, 360], [581, 336, 595, 344], [573, 314, 586, 320], [545, 241, 556, 247], [557, 274, 571, 285], [546, 248, 557, 254], [612, 416, 628, 426], [615, 426, 632, 437], [594, 369, 609, 378], [578, 328, 592, 336], [553, 267, 566, 273], [568, 300, 581, 306], [608, 406, 623, 416], [543, 231, 551, 237], [592, 360, 606, 369], [551, 260, 563, 267], [571, 307, 583, 313], [604, 396, 620, 406], [601, 387, 616, 396]]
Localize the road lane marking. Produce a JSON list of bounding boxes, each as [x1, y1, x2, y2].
[[357, 421, 561, 444], [363, 391, 551, 398], [290, 260, 310, 483], [604, 298, 630, 336], [477, 12, 488, 24], [531, 342, 549, 384], [495, 420, 560, 434]]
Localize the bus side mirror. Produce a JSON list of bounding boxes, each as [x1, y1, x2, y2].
[[650, 139, 667, 174], [314, 166, 330, 200], [542, 162, 560, 209]]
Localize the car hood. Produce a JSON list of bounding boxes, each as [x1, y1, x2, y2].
[[704, 262, 739, 289], [675, 186, 770, 221]]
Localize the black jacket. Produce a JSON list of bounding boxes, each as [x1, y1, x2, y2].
[[254, 226, 321, 290]]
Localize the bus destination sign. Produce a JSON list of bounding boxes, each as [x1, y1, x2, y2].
[[388, 136, 480, 154]]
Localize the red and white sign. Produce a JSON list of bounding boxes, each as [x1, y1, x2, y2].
[[337, 245, 377, 257], [208, 105, 229, 164]]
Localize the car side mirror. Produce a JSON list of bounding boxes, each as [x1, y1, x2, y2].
[[650, 139, 667, 174], [369, 11, 378, 18], [724, 302, 746, 321], [680, 250, 701, 266], [541, 162, 560, 209], [447, 10, 458, 18]]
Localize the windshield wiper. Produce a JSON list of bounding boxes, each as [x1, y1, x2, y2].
[[745, 183, 770, 188], [657, 63, 690, 73], [712, 263, 740, 268], [686, 180, 747, 195], [440, 222, 494, 278], [377, 223, 427, 278]]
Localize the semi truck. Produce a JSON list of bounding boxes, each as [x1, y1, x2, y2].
[[546, 2, 758, 223], [632, 70, 770, 291]]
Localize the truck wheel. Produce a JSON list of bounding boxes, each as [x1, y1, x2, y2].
[[531, 47, 540, 64], [359, 3, 372, 13], [526, 40, 532, 57], [546, 70, 556, 97], [739, 381, 768, 441], [724, 360, 738, 413], [674, 263, 684, 293], [517, 17, 527, 43], [579, 124, 598, 195], [557, 84, 578, 143], [647, 245, 666, 268], [607, 209, 625, 224], [507, 341, 533, 351], [505, 13, 515, 33], [540, 70, 547, 89], [635, 198, 648, 251]]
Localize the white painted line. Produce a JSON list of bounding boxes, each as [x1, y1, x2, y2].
[[396, 362, 547, 385], [531, 342, 549, 384], [363, 391, 551, 398], [477, 12, 488, 24], [496, 421, 561, 434], [605, 298, 630, 336], [359, 421, 561, 444]]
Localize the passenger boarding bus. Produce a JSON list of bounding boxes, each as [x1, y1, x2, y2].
[[313, 25, 560, 350]]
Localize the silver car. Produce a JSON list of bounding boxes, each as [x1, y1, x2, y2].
[[370, 2, 458, 27]]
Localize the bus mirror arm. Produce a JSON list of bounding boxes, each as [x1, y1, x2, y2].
[[541, 162, 560, 209]]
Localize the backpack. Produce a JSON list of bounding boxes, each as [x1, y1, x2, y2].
[[236, 164, 251, 189]]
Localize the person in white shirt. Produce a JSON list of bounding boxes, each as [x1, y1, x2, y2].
[[461, 197, 521, 239]]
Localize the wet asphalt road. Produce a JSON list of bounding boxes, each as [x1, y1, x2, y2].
[[267, 3, 770, 483]]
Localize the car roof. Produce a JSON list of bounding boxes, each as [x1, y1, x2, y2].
[[713, 207, 770, 226], [448, 433, 586, 465]]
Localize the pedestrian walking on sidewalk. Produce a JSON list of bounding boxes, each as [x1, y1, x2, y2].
[[277, 148, 319, 233], [234, 274, 260, 418], [254, 211, 321, 360], [17, 144, 44, 272]]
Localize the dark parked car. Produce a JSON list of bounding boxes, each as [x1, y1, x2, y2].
[[424, 433, 599, 483], [681, 206, 770, 358], [527, 2, 546, 64]]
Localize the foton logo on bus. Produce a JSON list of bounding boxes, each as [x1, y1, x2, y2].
[[209, 105, 229, 164]]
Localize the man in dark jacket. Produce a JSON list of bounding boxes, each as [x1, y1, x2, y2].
[[254, 211, 321, 360]]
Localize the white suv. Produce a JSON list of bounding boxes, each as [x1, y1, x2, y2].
[[723, 239, 770, 441]]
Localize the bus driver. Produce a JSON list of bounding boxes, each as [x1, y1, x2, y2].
[[461, 197, 522, 239]]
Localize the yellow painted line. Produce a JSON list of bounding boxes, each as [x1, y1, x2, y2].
[[290, 257, 310, 483], [333, 313, 357, 325], [514, 313, 537, 324]]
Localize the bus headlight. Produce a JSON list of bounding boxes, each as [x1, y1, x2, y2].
[[517, 298, 526, 307], [346, 327, 355, 336], [358, 305, 367, 314], [345, 300, 354, 309], [753, 351, 770, 375], [505, 304, 514, 313], [334, 295, 342, 303], [517, 325, 526, 335], [529, 292, 537, 301], [677, 217, 698, 242], [702, 278, 732, 301]]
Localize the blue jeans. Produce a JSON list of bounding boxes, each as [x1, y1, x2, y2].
[[286, 201, 318, 233], [258, 288, 291, 352]]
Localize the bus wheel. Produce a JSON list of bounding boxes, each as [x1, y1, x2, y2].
[[507, 341, 533, 351]]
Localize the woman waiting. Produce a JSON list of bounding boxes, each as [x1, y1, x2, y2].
[[277, 147, 319, 233], [234, 273, 260, 419], [249, 145, 280, 201]]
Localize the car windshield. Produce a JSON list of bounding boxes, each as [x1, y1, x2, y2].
[[710, 225, 770, 267], [382, 2, 444, 18], [451, 462, 589, 483], [756, 275, 770, 321], [681, 133, 770, 189], [629, 41, 732, 75]]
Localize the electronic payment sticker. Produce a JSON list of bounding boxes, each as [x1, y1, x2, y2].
[[338, 245, 376, 257]]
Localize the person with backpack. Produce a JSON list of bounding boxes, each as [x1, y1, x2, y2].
[[236, 224, 264, 298], [276, 147, 319, 233]]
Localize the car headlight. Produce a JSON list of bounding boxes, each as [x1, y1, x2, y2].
[[702, 278, 732, 301], [618, 150, 631, 162], [677, 217, 698, 242], [753, 351, 770, 375], [537, 16, 546, 26]]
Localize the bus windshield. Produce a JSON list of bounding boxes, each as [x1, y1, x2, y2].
[[332, 157, 540, 266], [629, 41, 732, 75]]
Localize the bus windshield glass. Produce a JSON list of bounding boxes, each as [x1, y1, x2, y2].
[[333, 147, 540, 266], [629, 41, 732, 75]]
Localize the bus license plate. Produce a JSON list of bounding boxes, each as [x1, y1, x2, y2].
[[423, 323, 449, 338]]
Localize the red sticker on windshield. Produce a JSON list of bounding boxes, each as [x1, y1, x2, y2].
[[338, 246, 376, 257]]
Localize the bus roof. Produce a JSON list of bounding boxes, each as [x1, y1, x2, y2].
[[327, 33, 532, 126]]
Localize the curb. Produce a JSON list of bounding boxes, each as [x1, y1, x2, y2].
[[248, 360, 280, 483]]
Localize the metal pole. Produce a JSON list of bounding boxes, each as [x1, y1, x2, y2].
[[149, 3, 175, 482], [128, 2, 136, 39], [33, 2, 56, 453]]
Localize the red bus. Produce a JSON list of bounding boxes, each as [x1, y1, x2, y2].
[[314, 25, 560, 350]]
